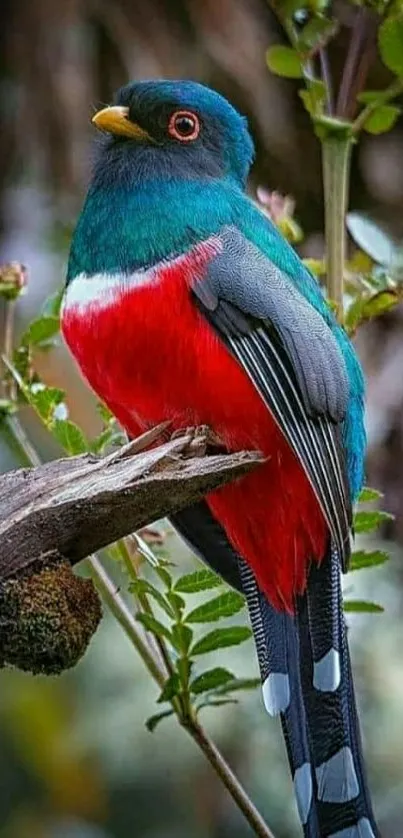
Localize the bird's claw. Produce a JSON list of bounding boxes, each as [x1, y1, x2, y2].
[[171, 424, 224, 457]]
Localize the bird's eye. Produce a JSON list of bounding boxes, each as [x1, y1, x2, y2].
[[168, 110, 200, 142]]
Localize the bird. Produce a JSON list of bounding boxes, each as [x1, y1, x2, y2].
[[61, 79, 378, 838]]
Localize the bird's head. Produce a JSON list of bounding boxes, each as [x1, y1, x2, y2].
[[91, 79, 255, 189]]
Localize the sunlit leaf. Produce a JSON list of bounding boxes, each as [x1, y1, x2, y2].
[[345, 297, 366, 334], [344, 600, 384, 614], [137, 612, 172, 642], [186, 591, 245, 623], [23, 316, 60, 347], [350, 550, 389, 571], [191, 627, 252, 656], [41, 288, 64, 318], [266, 45, 303, 78], [362, 290, 400, 318], [146, 710, 174, 732], [51, 419, 88, 455], [363, 105, 401, 135], [354, 510, 393, 533], [190, 667, 235, 695], [358, 486, 383, 502], [346, 213, 396, 266], [174, 569, 223, 594], [379, 13, 403, 77]]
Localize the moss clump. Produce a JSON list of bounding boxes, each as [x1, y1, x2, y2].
[[0, 560, 102, 675]]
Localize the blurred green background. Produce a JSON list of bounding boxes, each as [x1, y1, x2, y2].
[[1, 1, 403, 836]]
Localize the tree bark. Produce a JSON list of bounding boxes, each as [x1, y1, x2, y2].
[[0, 423, 262, 581]]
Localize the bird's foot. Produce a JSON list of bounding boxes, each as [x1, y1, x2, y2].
[[171, 425, 225, 457]]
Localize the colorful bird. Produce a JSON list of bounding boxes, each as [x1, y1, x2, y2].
[[61, 80, 378, 838]]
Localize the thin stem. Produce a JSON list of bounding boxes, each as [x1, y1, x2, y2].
[[336, 7, 373, 118], [322, 134, 352, 320], [87, 555, 166, 686], [319, 49, 334, 114], [184, 718, 275, 838]]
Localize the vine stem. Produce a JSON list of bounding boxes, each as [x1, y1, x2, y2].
[[321, 133, 352, 320], [1, 302, 277, 838]]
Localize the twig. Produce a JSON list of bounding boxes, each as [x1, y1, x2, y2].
[[336, 6, 377, 118], [319, 48, 334, 114]]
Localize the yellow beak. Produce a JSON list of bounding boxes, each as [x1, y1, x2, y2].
[[91, 105, 152, 141]]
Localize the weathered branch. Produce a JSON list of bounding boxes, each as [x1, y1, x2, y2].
[[0, 423, 263, 581]]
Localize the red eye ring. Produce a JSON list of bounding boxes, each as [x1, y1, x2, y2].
[[168, 110, 200, 142]]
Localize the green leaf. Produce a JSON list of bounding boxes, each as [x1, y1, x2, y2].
[[197, 699, 238, 711], [137, 612, 173, 642], [357, 90, 387, 104], [155, 565, 173, 590], [41, 288, 64, 318], [191, 627, 252, 656], [379, 14, 403, 77], [213, 677, 261, 695], [146, 710, 174, 732], [177, 657, 192, 687], [89, 428, 115, 455], [299, 80, 327, 117], [23, 316, 60, 347], [174, 569, 223, 593], [363, 105, 401, 135], [186, 591, 245, 624], [344, 600, 384, 614], [345, 297, 366, 334], [171, 623, 193, 654], [298, 15, 338, 54], [51, 418, 88, 455], [354, 510, 394, 533], [362, 290, 400, 318], [346, 213, 396, 266], [166, 591, 185, 616], [190, 667, 235, 695], [29, 385, 65, 423], [266, 45, 303, 78], [129, 579, 175, 618], [358, 486, 383, 502], [350, 550, 389, 571], [157, 673, 181, 703]]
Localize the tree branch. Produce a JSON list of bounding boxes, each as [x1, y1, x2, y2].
[[0, 424, 263, 581]]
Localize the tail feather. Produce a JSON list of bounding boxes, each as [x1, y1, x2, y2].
[[239, 548, 379, 838]]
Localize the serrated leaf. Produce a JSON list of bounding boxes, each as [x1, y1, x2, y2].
[[171, 623, 193, 654], [186, 591, 245, 624], [358, 486, 383, 503], [129, 579, 175, 618], [350, 550, 389, 571], [146, 710, 174, 732], [344, 600, 384, 614], [363, 105, 401, 135], [190, 667, 235, 695], [346, 213, 396, 266], [51, 419, 88, 455], [214, 677, 261, 695], [379, 14, 403, 77], [174, 569, 223, 594], [266, 45, 303, 78], [157, 673, 181, 703], [191, 627, 252, 656], [137, 612, 173, 642], [354, 510, 393, 533], [23, 316, 60, 347]]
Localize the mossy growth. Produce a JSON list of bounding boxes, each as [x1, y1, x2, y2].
[[0, 559, 102, 675]]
